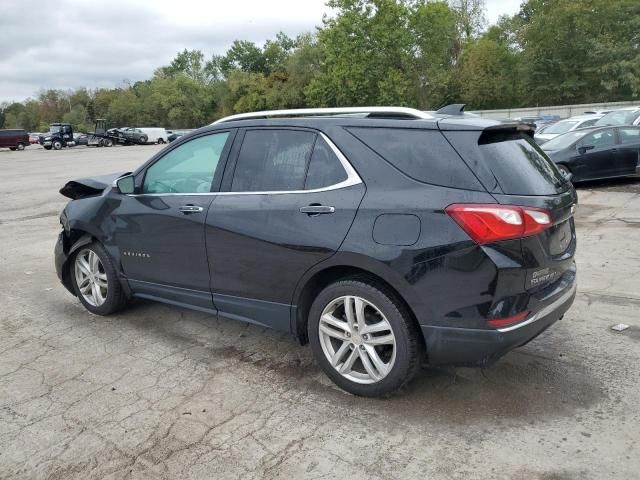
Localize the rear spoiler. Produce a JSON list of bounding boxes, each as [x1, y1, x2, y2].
[[481, 122, 536, 139]]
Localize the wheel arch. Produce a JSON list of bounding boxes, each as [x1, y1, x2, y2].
[[59, 230, 94, 294], [292, 258, 421, 347], [59, 229, 131, 298]]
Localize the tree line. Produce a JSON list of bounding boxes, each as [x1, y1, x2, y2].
[[1, 0, 639, 132]]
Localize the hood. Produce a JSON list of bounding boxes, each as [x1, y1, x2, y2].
[[60, 172, 129, 199]]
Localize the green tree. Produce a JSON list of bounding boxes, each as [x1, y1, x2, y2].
[[458, 25, 523, 109], [221, 40, 268, 75], [410, 1, 460, 108], [306, 0, 415, 107], [517, 0, 640, 105]]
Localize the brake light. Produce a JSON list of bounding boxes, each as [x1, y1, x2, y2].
[[487, 310, 530, 328], [445, 204, 552, 244]]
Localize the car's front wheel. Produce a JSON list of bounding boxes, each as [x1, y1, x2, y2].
[[71, 243, 128, 315], [52, 140, 63, 150], [308, 279, 423, 397]]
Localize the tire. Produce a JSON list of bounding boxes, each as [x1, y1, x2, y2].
[[139, 135, 148, 144], [44, 146, 52, 150], [70, 242, 129, 316], [308, 279, 423, 397], [104, 138, 113, 147], [9, 147, 16, 151], [17, 143, 25, 151], [52, 140, 63, 150], [157, 138, 165, 144]]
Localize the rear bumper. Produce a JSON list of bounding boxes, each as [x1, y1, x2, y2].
[[421, 276, 577, 367]]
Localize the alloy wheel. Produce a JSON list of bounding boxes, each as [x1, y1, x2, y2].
[[74, 249, 108, 307], [318, 295, 396, 384]]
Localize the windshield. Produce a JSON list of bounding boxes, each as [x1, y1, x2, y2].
[[541, 130, 590, 151], [49, 125, 61, 133], [544, 120, 579, 135], [595, 110, 640, 126]]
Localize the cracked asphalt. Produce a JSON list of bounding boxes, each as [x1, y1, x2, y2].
[[1, 145, 639, 480]]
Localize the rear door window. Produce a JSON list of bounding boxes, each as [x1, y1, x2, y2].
[[347, 127, 482, 190], [231, 129, 316, 192]]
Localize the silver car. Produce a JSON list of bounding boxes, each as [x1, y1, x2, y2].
[[534, 114, 603, 145]]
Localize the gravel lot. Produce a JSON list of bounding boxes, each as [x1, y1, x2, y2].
[[1, 145, 639, 480]]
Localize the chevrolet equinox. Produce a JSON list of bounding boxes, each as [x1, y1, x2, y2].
[[55, 106, 577, 397]]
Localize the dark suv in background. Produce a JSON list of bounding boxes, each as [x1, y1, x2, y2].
[[55, 106, 577, 397]]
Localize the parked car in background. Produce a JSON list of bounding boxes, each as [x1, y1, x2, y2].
[[534, 115, 603, 145], [138, 127, 168, 144], [29, 133, 41, 144], [55, 106, 577, 397], [595, 107, 640, 127], [514, 114, 561, 129], [110, 128, 148, 145], [167, 129, 194, 142], [75, 134, 89, 146], [584, 109, 613, 115], [542, 125, 640, 181], [0, 129, 29, 150]]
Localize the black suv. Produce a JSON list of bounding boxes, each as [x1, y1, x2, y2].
[[55, 107, 577, 397]]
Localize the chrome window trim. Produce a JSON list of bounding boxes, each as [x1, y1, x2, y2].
[[497, 281, 577, 333], [121, 132, 363, 197]]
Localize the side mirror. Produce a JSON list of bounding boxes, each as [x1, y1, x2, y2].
[[578, 145, 595, 154], [116, 174, 135, 194]]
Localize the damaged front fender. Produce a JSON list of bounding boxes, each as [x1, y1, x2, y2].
[[59, 172, 129, 199]]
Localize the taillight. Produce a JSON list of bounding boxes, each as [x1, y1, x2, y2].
[[487, 310, 530, 328], [445, 204, 552, 244]]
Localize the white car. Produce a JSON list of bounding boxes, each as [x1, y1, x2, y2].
[[534, 115, 603, 145], [137, 127, 169, 144], [594, 106, 640, 127]]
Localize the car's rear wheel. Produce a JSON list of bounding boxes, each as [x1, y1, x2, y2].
[[139, 135, 148, 144], [17, 143, 25, 151], [308, 279, 423, 397], [157, 138, 165, 144], [71, 243, 128, 315]]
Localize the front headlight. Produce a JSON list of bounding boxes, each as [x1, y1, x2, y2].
[[45, 136, 51, 140]]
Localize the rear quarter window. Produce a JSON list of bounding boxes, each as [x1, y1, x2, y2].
[[346, 127, 483, 191], [444, 130, 569, 196]]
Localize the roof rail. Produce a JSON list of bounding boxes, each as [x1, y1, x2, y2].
[[212, 107, 434, 124]]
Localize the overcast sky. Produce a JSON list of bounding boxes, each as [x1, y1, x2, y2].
[[0, 0, 522, 103]]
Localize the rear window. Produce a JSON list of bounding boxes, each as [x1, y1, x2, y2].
[[347, 127, 482, 190], [595, 110, 640, 126], [445, 130, 569, 196], [544, 121, 578, 135]]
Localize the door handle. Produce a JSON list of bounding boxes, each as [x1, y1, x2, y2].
[[179, 205, 204, 214], [299, 204, 335, 215]]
